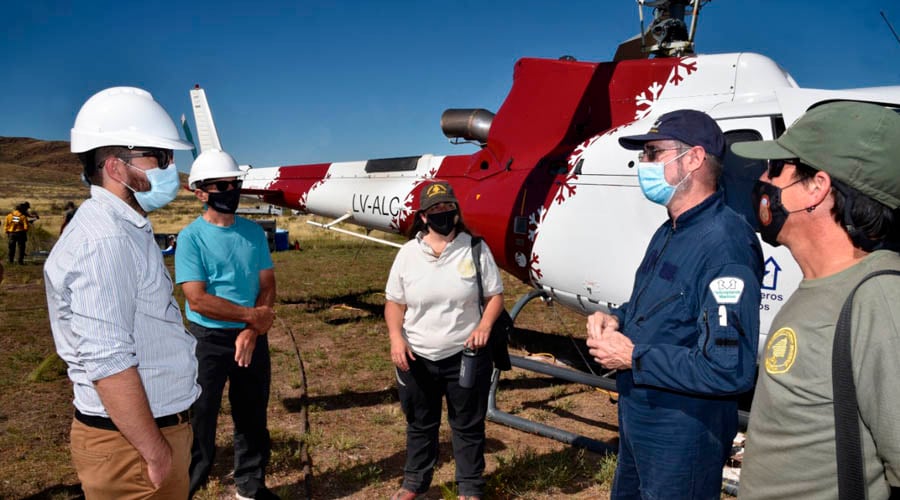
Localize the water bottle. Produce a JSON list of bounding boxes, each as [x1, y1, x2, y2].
[[459, 347, 478, 389]]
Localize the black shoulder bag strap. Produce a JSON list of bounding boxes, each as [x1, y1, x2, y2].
[[470, 236, 513, 371], [833, 269, 900, 500], [471, 236, 486, 314]]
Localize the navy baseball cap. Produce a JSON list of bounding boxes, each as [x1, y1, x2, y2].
[[619, 109, 725, 159]]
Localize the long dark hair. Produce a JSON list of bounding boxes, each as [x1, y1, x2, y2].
[[795, 162, 899, 250]]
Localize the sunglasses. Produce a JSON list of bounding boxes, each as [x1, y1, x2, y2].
[[639, 146, 685, 162], [201, 179, 243, 192], [766, 159, 800, 178], [118, 149, 173, 169]]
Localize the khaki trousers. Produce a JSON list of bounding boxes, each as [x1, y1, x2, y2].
[[70, 419, 192, 500]]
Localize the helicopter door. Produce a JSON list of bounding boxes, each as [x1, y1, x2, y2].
[[717, 117, 780, 227], [717, 115, 800, 345]]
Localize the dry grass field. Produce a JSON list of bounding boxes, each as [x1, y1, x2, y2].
[[1, 138, 624, 499]]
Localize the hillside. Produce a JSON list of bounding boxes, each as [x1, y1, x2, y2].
[[0, 137, 401, 242], [0, 136, 199, 239], [0, 136, 81, 173]]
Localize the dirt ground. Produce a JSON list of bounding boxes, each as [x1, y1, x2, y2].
[[0, 139, 625, 499], [1, 239, 624, 500]]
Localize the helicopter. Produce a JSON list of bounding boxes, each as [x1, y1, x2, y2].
[[185, 0, 900, 459]]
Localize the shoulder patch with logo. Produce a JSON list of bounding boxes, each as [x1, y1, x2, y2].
[[708, 276, 744, 304], [764, 327, 798, 374]]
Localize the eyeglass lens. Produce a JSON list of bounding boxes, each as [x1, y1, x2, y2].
[[641, 146, 681, 162], [120, 149, 171, 169]]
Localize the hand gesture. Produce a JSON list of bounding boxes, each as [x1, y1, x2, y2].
[[235, 329, 258, 367], [586, 312, 619, 340], [586, 323, 634, 370]]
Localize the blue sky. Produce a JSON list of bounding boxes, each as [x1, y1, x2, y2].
[[3, 0, 899, 171]]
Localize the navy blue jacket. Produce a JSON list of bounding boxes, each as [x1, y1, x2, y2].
[[612, 190, 763, 414]]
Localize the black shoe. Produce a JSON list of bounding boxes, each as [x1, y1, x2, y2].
[[236, 486, 281, 500]]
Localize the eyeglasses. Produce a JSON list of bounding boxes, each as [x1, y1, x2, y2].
[[766, 159, 799, 179], [639, 146, 685, 162], [201, 179, 243, 192], [118, 149, 172, 169]]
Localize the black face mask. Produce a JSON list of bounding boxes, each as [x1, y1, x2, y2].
[[426, 209, 458, 236], [207, 189, 241, 214], [753, 179, 810, 247]]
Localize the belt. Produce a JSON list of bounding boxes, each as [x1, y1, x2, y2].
[[74, 409, 191, 432]]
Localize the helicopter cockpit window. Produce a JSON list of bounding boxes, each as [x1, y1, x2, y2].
[[722, 129, 766, 229]]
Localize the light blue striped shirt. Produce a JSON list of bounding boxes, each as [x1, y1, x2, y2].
[[44, 186, 200, 418]]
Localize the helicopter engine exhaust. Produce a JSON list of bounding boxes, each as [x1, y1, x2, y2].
[[441, 108, 494, 144]]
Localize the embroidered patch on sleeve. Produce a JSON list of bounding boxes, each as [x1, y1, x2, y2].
[[709, 276, 744, 304]]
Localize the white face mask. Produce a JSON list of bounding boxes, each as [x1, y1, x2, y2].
[[636, 148, 692, 206], [119, 161, 181, 212]]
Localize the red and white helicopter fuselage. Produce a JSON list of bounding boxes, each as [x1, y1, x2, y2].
[[204, 52, 900, 350]]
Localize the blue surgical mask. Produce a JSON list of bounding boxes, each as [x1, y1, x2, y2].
[[121, 163, 181, 212], [637, 149, 692, 206]]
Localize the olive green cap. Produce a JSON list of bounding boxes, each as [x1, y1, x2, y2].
[[732, 101, 900, 209]]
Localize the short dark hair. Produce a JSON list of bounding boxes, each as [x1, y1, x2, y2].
[[78, 146, 137, 185]]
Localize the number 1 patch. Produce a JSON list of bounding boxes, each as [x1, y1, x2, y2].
[[709, 277, 744, 304]]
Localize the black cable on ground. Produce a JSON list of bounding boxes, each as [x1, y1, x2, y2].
[[278, 316, 313, 500]]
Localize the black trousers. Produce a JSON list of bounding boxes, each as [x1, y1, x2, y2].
[[188, 323, 271, 498], [396, 350, 492, 497], [7, 232, 26, 264]]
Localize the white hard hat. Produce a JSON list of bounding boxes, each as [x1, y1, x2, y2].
[[70, 86, 194, 153], [189, 148, 245, 189]]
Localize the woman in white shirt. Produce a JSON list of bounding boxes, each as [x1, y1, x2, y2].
[[385, 181, 504, 500]]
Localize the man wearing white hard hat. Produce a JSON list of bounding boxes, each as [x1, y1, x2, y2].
[[44, 86, 200, 499], [175, 149, 278, 500]]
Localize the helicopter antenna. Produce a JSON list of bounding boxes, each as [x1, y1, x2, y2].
[[687, 0, 702, 44], [881, 11, 900, 47], [638, 0, 647, 55]]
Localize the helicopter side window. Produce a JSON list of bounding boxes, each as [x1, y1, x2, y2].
[[364, 156, 420, 173], [722, 129, 767, 228]]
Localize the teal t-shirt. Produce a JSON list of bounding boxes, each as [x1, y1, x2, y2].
[[175, 215, 273, 329]]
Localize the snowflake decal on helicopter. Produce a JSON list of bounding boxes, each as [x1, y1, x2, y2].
[[526, 206, 545, 242], [567, 135, 602, 170], [297, 172, 332, 212], [566, 124, 625, 170], [390, 191, 417, 232], [633, 56, 699, 120], [529, 253, 543, 282], [554, 174, 578, 205], [634, 81, 664, 120], [669, 57, 698, 85], [389, 172, 437, 231]]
